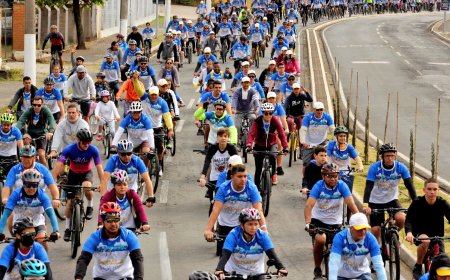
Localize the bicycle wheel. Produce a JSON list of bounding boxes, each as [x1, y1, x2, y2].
[[170, 132, 176, 156], [261, 170, 272, 217], [106, 133, 112, 159], [221, 44, 227, 64], [89, 114, 99, 135], [255, 47, 260, 69], [137, 174, 146, 201], [293, 134, 299, 162], [54, 184, 66, 220], [388, 232, 401, 280], [150, 155, 160, 194], [71, 203, 81, 259], [241, 130, 248, 163], [288, 133, 294, 167], [322, 249, 330, 279], [188, 45, 192, 64], [46, 139, 54, 169]]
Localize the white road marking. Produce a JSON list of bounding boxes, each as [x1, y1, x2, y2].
[[159, 232, 173, 280], [390, 45, 395, 49], [175, 119, 185, 133], [433, 84, 444, 92], [313, 30, 333, 117], [351, 61, 390, 64], [377, 31, 380, 35], [416, 69, 423, 76], [396, 51, 402, 57], [379, 36, 384, 39], [404, 59, 411, 65], [186, 98, 195, 109], [159, 179, 169, 204], [307, 30, 316, 101], [428, 62, 450, 66], [382, 39, 388, 44]]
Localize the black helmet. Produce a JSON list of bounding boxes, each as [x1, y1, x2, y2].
[[379, 143, 397, 155], [43, 77, 55, 85], [334, 126, 349, 135], [13, 217, 34, 235], [139, 56, 148, 63], [277, 33, 284, 39], [189, 271, 216, 280], [76, 128, 93, 142], [240, 35, 248, 41]]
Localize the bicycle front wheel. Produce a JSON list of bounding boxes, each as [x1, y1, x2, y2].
[[106, 133, 112, 159], [241, 130, 248, 163], [261, 170, 272, 217], [288, 133, 294, 167], [150, 156, 160, 194], [71, 203, 81, 259], [89, 114, 99, 135], [170, 132, 176, 156], [388, 232, 401, 280]]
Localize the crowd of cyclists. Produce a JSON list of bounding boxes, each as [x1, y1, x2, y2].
[[0, 0, 447, 278]]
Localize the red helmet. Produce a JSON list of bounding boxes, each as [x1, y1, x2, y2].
[[100, 202, 122, 216]]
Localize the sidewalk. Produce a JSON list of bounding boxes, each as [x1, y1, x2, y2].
[[0, 4, 196, 107], [431, 18, 450, 42]]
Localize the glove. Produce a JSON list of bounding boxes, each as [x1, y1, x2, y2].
[[49, 231, 60, 241], [0, 233, 5, 241], [202, 102, 209, 110], [246, 147, 253, 153], [282, 148, 289, 154], [146, 197, 156, 204]]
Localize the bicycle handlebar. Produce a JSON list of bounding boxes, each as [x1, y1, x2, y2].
[[413, 236, 450, 242], [57, 184, 99, 192], [250, 150, 283, 156], [371, 207, 408, 214]]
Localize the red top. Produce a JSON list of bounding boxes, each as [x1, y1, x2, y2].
[[247, 116, 288, 149]]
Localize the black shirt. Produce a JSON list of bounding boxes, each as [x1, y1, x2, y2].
[[405, 196, 450, 237], [284, 91, 313, 117], [302, 160, 323, 190]]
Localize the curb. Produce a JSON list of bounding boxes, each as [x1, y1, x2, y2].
[[430, 19, 450, 43]]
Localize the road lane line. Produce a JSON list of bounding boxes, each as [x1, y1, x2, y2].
[[377, 31, 380, 35], [186, 98, 195, 109], [313, 29, 333, 117], [307, 30, 316, 101], [390, 45, 394, 49], [433, 84, 444, 92], [396, 51, 402, 57], [382, 39, 388, 44], [379, 36, 384, 39], [404, 59, 411, 65], [352, 61, 390, 64], [428, 62, 450, 66], [159, 179, 169, 204], [416, 70, 423, 76], [159, 232, 173, 280], [175, 119, 185, 133]]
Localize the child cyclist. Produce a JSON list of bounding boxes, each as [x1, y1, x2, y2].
[[94, 90, 120, 141], [94, 72, 110, 100], [214, 208, 288, 279]]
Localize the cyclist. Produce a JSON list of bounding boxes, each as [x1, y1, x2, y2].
[[246, 103, 288, 186], [2, 145, 59, 209], [248, 69, 265, 99], [0, 112, 23, 170], [156, 33, 179, 67], [121, 39, 141, 80], [106, 41, 123, 66], [230, 36, 251, 73], [0, 218, 53, 280], [142, 22, 155, 54], [19, 258, 49, 280], [301, 146, 328, 195], [284, 82, 313, 133], [100, 53, 122, 97], [48, 103, 89, 159], [304, 163, 358, 280], [36, 77, 65, 123], [94, 72, 109, 100], [300, 101, 335, 171], [216, 155, 255, 188], [278, 50, 300, 76], [204, 165, 266, 248], [328, 213, 387, 280], [271, 34, 289, 60], [259, 60, 277, 94], [16, 96, 55, 168], [405, 178, 450, 279], [51, 128, 103, 241], [230, 17, 242, 41], [196, 0, 208, 18], [198, 80, 232, 114], [186, 20, 198, 55], [268, 63, 289, 93], [157, 79, 180, 121], [8, 76, 38, 119], [98, 170, 150, 232], [126, 26, 144, 49], [232, 76, 260, 135], [64, 65, 96, 122], [94, 90, 120, 141], [49, 65, 67, 97], [68, 51, 85, 78], [74, 202, 144, 280], [249, 23, 266, 61], [215, 208, 288, 279], [116, 70, 145, 116], [101, 139, 154, 206], [419, 253, 450, 280], [195, 47, 219, 75], [363, 143, 417, 243], [217, 17, 233, 53], [165, 15, 180, 32], [131, 56, 157, 92], [277, 74, 296, 104], [42, 25, 65, 71], [231, 61, 251, 89], [116, 33, 128, 54], [204, 62, 233, 91], [0, 169, 60, 252]]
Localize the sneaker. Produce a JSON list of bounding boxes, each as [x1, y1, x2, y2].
[[313, 267, 323, 280], [166, 140, 172, 150], [197, 128, 204, 136], [179, 102, 186, 107], [159, 169, 163, 177], [277, 166, 285, 176], [412, 264, 423, 280], [85, 206, 94, 220], [272, 175, 278, 185], [96, 135, 103, 141], [63, 228, 71, 242]]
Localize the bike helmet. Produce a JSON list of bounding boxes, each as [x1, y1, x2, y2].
[[96, 72, 106, 78], [129, 101, 143, 112], [240, 35, 248, 41], [111, 169, 129, 184], [213, 100, 227, 108], [239, 208, 261, 224], [139, 56, 148, 63], [321, 162, 340, 174], [117, 139, 134, 153], [334, 126, 349, 135], [76, 128, 93, 142], [100, 90, 110, 97], [100, 202, 122, 216], [20, 258, 47, 277], [43, 76, 55, 85], [260, 102, 274, 112], [189, 271, 216, 280], [379, 142, 397, 155], [0, 113, 14, 123], [22, 169, 41, 183], [128, 39, 137, 45], [277, 33, 285, 39], [13, 217, 34, 235], [126, 70, 138, 78], [20, 145, 37, 157]]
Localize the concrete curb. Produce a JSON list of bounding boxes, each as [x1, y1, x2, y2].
[[430, 19, 450, 43]]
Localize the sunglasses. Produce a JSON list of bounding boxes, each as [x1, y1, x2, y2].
[[21, 232, 36, 238], [166, 62, 173, 64], [325, 174, 339, 179], [315, 109, 324, 111], [140, 63, 147, 65], [105, 218, 121, 223], [32, 104, 42, 107], [215, 108, 224, 111], [248, 76, 256, 78], [263, 112, 273, 116], [131, 111, 142, 114], [24, 183, 39, 189], [80, 141, 92, 145], [288, 78, 295, 81], [120, 152, 133, 156]]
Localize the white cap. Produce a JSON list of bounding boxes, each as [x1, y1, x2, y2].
[[313, 101, 325, 109], [176, 30, 182, 34], [241, 61, 250, 66], [289, 19, 294, 23], [255, 23, 260, 28], [210, 31, 215, 35], [281, 46, 288, 51], [179, 22, 184, 25], [292, 83, 301, 89], [228, 155, 243, 166], [242, 77, 250, 82], [200, 0, 204, 2], [232, 12, 237, 15], [157, 79, 168, 86], [267, 92, 277, 98], [204, 47, 211, 53], [269, 60, 276, 65], [149, 86, 160, 95], [349, 213, 371, 230], [286, 50, 293, 55], [263, 17, 267, 20], [187, 20, 192, 24], [248, 69, 256, 75]]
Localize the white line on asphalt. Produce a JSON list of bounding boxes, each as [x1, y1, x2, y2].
[[159, 179, 169, 204], [433, 84, 444, 92], [351, 61, 390, 64], [396, 51, 402, 57], [377, 31, 380, 35], [159, 232, 173, 280], [313, 29, 333, 118], [382, 39, 388, 44], [428, 62, 450, 66], [404, 59, 411, 65], [307, 30, 317, 101], [175, 119, 185, 133], [186, 98, 195, 109], [390, 45, 395, 49], [416, 69, 423, 76], [379, 36, 384, 39]]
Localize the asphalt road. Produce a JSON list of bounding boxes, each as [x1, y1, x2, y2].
[[323, 12, 450, 181]]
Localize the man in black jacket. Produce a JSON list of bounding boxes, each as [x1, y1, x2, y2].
[[7, 76, 38, 119], [126, 26, 144, 48]]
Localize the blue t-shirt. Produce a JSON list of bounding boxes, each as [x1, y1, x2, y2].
[[0, 126, 22, 157], [5, 162, 55, 190], [0, 241, 49, 279], [223, 226, 273, 275], [118, 114, 153, 147], [200, 92, 231, 105], [35, 87, 63, 114], [327, 140, 359, 173], [302, 112, 334, 146], [82, 227, 140, 279], [140, 95, 170, 128], [104, 154, 147, 191], [217, 171, 254, 190], [270, 72, 289, 91], [58, 143, 101, 174], [49, 72, 67, 94], [419, 273, 429, 280], [366, 160, 411, 204]]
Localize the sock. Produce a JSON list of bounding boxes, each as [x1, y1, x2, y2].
[[87, 199, 93, 207], [66, 218, 71, 229]]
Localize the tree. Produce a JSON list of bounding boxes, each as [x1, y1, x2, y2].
[[37, 0, 105, 49]]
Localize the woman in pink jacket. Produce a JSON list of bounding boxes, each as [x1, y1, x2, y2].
[[276, 50, 300, 76]]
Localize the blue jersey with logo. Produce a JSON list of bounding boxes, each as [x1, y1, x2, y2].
[[140, 95, 170, 128], [302, 112, 334, 146], [5, 162, 55, 190], [327, 140, 359, 173], [49, 72, 67, 94], [0, 126, 22, 157], [35, 87, 63, 114], [104, 154, 147, 191], [270, 72, 289, 91], [310, 180, 352, 224], [119, 113, 153, 146], [58, 143, 101, 174]]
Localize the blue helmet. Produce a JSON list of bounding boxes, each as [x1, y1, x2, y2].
[[20, 145, 37, 157], [117, 139, 134, 153], [20, 258, 47, 277]]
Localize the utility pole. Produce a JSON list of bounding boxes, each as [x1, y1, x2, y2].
[[164, 0, 171, 33], [24, 0, 36, 84], [120, 0, 129, 36]]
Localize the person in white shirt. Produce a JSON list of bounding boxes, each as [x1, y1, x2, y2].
[[94, 90, 120, 141]]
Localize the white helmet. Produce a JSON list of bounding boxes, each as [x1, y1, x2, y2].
[[129, 101, 143, 112], [261, 103, 274, 112]]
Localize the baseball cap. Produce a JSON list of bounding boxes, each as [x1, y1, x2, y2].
[[437, 267, 450, 276], [228, 155, 243, 166], [204, 47, 212, 53], [76, 65, 86, 73], [292, 83, 301, 89], [349, 213, 371, 230], [289, 19, 294, 23], [313, 102, 325, 109], [104, 54, 113, 59], [267, 92, 277, 99], [157, 79, 168, 86], [263, 17, 267, 20], [210, 31, 215, 35], [269, 60, 276, 65], [149, 86, 159, 95], [187, 20, 192, 24], [255, 23, 260, 28], [248, 69, 256, 75], [241, 61, 250, 66], [76, 56, 85, 61], [242, 77, 250, 83], [281, 46, 288, 51]]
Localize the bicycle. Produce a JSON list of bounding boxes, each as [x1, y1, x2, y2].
[[98, 117, 114, 159], [238, 114, 252, 163], [372, 207, 408, 280], [287, 116, 302, 168], [254, 43, 261, 69], [221, 38, 229, 64], [0, 158, 18, 215], [143, 38, 152, 59], [309, 225, 342, 279], [250, 150, 282, 217], [57, 184, 99, 259], [135, 151, 160, 194], [54, 159, 69, 221], [413, 236, 450, 273], [223, 259, 281, 279], [187, 41, 193, 64], [43, 50, 64, 74], [164, 116, 179, 157]]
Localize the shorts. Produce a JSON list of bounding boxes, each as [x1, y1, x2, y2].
[[301, 147, 315, 166], [368, 199, 402, 227], [79, 100, 91, 117], [133, 141, 150, 152], [288, 42, 296, 49], [53, 112, 61, 123], [35, 225, 47, 234], [66, 170, 93, 199], [252, 41, 263, 48], [50, 45, 63, 56], [233, 60, 242, 69], [153, 127, 164, 154], [309, 218, 342, 238], [33, 137, 48, 151]]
